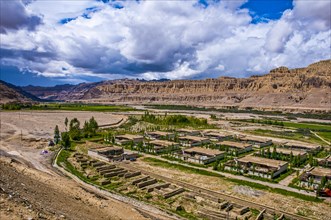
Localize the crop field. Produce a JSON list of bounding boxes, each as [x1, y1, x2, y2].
[[2, 103, 136, 112]]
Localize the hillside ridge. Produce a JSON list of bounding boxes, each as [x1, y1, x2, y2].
[[20, 59, 331, 112], [0, 80, 41, 104]]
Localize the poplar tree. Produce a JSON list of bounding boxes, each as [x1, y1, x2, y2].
[[54, 125, 60, 144]]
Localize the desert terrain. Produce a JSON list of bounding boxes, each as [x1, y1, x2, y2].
[[0, 111, 126, 173], [0, 111, 177, 220]]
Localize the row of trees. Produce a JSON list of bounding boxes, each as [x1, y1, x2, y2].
[[104, 132, 115, 144], [256, 147, 306, 167], [65, 116, 98, 140], [53, 116, 99, 149], [141, 111, 208, 127], [54, 125, 71, 149], [250, 119, 285, 126]]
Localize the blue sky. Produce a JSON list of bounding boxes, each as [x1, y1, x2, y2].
[[0, 0, 330, 86], [242, 0, 293, 22]]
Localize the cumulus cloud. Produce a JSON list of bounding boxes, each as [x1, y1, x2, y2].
[[292, 0, 331, 31], [0, 0, 41, 33], [0, 0, 330, 83]]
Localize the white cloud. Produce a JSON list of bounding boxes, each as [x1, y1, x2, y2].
[[26, 0, 102, 24], [0, 0, 41, 33], [292, 0, 330, 31], [0, 0, 330, 83]]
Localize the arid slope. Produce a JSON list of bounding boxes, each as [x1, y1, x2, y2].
[[22, 60, 331, 111], [0, 80, 39, 104]]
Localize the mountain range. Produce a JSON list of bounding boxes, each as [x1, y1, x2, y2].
[[0, 80, 40, 104], [1, 60, 330, 112]]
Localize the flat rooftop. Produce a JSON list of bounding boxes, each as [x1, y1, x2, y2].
[[178, 129, 200, 133], [203, 131, 232, 137], [89, 146, 123, 153], [179, 135, 209, 142], [239, 136, 271, 143], [116, 134, 144, 139], [184, 147, 225, 157], [149, 140, 177, 147], [146, 131, 174, 136], [310, 167, 331, 177], [238, 155, 288, 168], [276, 148, 307, 156], [284, 141, 320, 149], [218, 141, 251, 149]]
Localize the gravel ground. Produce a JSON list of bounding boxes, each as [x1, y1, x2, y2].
[[0, 156, 149, 220]]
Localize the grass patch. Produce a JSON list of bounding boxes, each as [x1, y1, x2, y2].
[[56, 149, 92, 183], [272, 188, 322, 203], [316, 131, 331, 143], [247, 129, 325, 145], [282, 121, 331, 132], [250, 208, 260, 216], [175, 209, 200, 220], [315, 149, 331, 158], [143, 157, 223, 178], [273, 169, 296, 183], [239, 119, 331, 142], [161, 155, 209, 168]]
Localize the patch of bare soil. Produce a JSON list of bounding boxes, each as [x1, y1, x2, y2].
[[0, 157, 149, 220], [0, 111, 126, 173]]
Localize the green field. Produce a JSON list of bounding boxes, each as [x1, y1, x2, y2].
[[316, 131, 331, 142], [2, 103, 135, 112], [282, 121, 331, 131]]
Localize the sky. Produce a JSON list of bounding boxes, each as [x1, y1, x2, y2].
[[0, 0, 330, 86]]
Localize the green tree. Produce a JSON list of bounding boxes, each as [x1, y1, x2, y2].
[[213, 159, 220, 170], [82, 121, 90, 138], [137, 142, 143, 152], [69, 118, 81, 140], [64, 117, 68, 131], [272, 146, 277, 159], [320, 176, 327, 188], [61, 132, 71, 150], [88, 116, 98, 136], [54, 125, 60, 144], [266, 148, 271, 158]]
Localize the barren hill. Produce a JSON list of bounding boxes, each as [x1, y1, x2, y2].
[[0, 80, 40, 104], [23, 60, 331, 112]]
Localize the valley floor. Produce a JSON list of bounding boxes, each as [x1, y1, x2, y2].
[[1, 110, 330, 220]]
